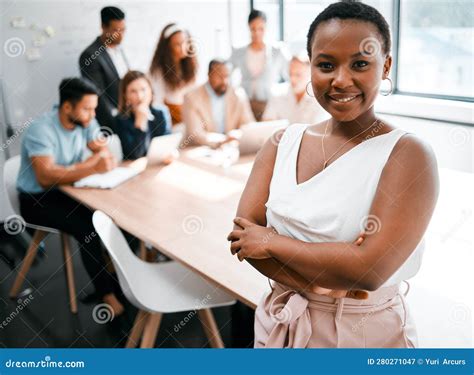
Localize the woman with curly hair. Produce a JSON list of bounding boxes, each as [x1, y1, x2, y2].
[[149, 23, 198, 125]]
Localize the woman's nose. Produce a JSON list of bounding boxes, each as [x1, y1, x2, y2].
[[332, 66, 353, 89]]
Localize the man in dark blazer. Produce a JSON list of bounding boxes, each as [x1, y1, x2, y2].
[[79, 6, 129, 132]]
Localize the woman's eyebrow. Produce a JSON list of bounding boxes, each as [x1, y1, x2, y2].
[[315, 53, 334, 59], [315, 52, 364, 59]]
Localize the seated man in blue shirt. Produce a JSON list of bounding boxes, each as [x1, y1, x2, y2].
[[17, 77, 124, 316]]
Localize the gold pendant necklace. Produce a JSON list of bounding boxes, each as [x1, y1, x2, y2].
[[321, 120, 382, 170]]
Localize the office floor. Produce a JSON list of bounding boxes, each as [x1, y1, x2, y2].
[[0, 232, 236, 349]]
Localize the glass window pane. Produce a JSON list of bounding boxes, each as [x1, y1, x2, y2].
[[398, 0, 473, 98], [253, 0, 281, 42]]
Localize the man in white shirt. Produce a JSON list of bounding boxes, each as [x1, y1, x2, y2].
[[79, 6, 129, 132], [263, 54, 328, 125], [184, 59, 255, 147]]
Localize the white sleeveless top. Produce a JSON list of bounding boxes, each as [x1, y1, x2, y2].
[[265, 123, 425, 287]]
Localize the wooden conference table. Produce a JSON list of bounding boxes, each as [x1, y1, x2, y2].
[[61, 149, 269, 309]]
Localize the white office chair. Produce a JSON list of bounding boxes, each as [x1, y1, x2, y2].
[[92, 210, 236, 348], [3, 155, 78, 313]]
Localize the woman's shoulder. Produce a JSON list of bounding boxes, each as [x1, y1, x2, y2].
[[255, 123, 306, 174], [392, 130, 437, 166], [268, 123, 309, 148], [380, 126, 438, 188]]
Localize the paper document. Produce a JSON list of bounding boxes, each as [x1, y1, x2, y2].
[[73, 167, 140, 189]]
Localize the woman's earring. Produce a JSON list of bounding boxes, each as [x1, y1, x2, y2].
[[380, 77, 393, 96], [305, 81, 314, 97]]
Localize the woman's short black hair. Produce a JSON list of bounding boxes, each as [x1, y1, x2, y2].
[[306, 0, 391, 58], [59, 78, 99, 107], [248, 9, 267, 24], [101, 6, 125, 26]]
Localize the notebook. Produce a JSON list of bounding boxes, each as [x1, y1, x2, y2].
[[73, 167, 141, 189]]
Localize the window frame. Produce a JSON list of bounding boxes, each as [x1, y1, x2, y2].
[[249, 0, 474, 104]]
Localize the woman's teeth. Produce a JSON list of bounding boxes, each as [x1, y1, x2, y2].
[[331, 95, 359, 103]]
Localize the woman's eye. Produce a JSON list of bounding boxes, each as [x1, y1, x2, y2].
[[317, 62, 333, 70], [353, 60, 369, 69]]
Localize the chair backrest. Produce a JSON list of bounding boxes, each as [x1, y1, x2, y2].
[[92, 210, 145, 309], [3, 155, 21, 214]]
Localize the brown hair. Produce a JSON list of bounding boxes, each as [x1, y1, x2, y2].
[[149, 23, 198, 90], [118, 70, 154, 115]]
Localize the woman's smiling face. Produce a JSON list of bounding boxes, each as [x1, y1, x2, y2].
[[310, 19, 391, 122]]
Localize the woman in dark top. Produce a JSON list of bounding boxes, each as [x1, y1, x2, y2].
[[115, 70, 171, 160]]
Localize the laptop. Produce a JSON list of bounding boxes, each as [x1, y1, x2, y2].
[[238, 120, 289, 155], [146, 133, 183, 165]]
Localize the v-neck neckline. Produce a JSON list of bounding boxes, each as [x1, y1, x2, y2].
[[294, 126, 399, 187]]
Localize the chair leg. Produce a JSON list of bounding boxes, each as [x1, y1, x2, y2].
[[140, 312, 162, 348], [198, 308, 224, 348], [126, 310, 149, 348], [61, 233, 78, 314], [9, 229, 47, 298]]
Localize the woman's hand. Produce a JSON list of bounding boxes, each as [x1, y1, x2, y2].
[[228, 218, 369, 299], [133, 102, 150, 132], [227, 217, 277, 261]]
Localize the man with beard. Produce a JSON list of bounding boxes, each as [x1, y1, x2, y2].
[[16, 77, 124, 316], [183, 59, 254, 147]]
